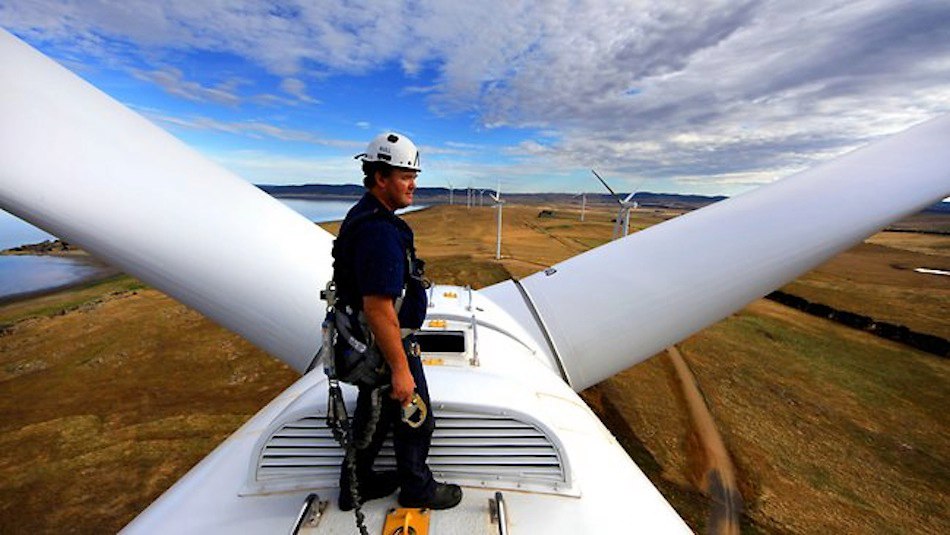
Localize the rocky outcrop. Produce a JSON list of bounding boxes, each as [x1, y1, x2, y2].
[[2, 239, 76, 255]]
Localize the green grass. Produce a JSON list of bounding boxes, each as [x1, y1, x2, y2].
[[675, 304, 950, 533], [0, 275, 146, 325]]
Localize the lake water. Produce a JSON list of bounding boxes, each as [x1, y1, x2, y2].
[[0, 255, 114, 301], [0, 197, 382, 301]]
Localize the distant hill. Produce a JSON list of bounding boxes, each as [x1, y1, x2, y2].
[[924, 201, 950, 213], [258, 183, 947, 214], [256, 183, 728, 210]]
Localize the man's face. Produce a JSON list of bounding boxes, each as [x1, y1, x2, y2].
[[376, 168, 417, 210]]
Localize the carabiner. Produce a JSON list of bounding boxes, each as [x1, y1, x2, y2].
[[401, 392, 428, 429]]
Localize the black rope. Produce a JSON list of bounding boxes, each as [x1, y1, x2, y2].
[[326, 382, 369, 535], [327, 382, 390, 535]]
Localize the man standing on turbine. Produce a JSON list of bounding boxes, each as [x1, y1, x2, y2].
[[330, 132, 463, 514]]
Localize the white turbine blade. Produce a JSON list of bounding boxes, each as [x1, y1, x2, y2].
[[484, 115, 950, 391], [0, 30, 330, 373], [622, 191, 637, 203]]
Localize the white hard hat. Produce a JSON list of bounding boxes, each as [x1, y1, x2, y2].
[[357, 132, 421, 171]]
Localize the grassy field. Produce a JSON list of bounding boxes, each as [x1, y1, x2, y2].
[[0, 281, 297, 533], [1, 202, 947, 533], [781, 241, 950, 338], [586, 299, 948, 534]]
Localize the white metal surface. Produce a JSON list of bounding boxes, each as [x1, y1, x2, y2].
[[0, 29, 330, 373]]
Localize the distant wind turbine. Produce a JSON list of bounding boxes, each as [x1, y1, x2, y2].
[[490, 183, 505, 260], [592, 169, 639, 238], [572, 192, 587, 222], [447, 181, 454, 205]]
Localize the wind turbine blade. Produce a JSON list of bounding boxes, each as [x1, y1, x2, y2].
[[0, 30, 329, 373], [591, 169, 622, 203], [485, 115, 950, 391], [623, 191, 637, 203]]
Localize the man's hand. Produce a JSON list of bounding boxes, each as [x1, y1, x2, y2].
[[390, 367, 416, 406], [363, 294, 415, 406]]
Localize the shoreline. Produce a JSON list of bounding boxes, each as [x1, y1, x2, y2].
[[0, 268, 125, 307], [0, 240, 123, 306]]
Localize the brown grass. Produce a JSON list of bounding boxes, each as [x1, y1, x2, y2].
[[0, 288, 297, 534], [865, 231, 950, 257]]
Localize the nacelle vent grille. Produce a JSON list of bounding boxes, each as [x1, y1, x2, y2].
[[252, 409, 570, 495]]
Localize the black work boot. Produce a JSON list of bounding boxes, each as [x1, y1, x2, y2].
[[338, 470, 400, 511], [398, 482, 463, 510]]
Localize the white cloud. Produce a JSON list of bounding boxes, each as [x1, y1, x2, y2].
[[133, 67, 244, 105], [3, 0, 949, 193], [279, 77, 318, 104], [146, 111, 359, 149], [207, 150, 358, 185]]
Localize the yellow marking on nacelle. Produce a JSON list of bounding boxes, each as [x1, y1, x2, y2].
[[383, 507, 430, 535]]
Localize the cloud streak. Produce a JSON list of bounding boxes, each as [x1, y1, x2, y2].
[[147, 111, 359, 149]]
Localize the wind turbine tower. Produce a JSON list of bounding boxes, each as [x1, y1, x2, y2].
[[571, 192, 587, 221], [592, 169, 639, 239], [490, 183, 505, 260], [448, 181, 454, 205]]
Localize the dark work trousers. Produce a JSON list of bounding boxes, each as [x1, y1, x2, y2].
[[343, 337, 437, 500]]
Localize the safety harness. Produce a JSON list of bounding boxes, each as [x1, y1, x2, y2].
[[307, 207, 428, 535]]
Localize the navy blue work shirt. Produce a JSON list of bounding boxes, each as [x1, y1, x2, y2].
[[333, 193, 428, 330]]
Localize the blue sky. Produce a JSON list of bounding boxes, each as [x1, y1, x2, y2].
[[1, 1, 949, 195]]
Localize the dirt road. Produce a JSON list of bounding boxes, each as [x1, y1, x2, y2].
[[667, 346, 743, 535]]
